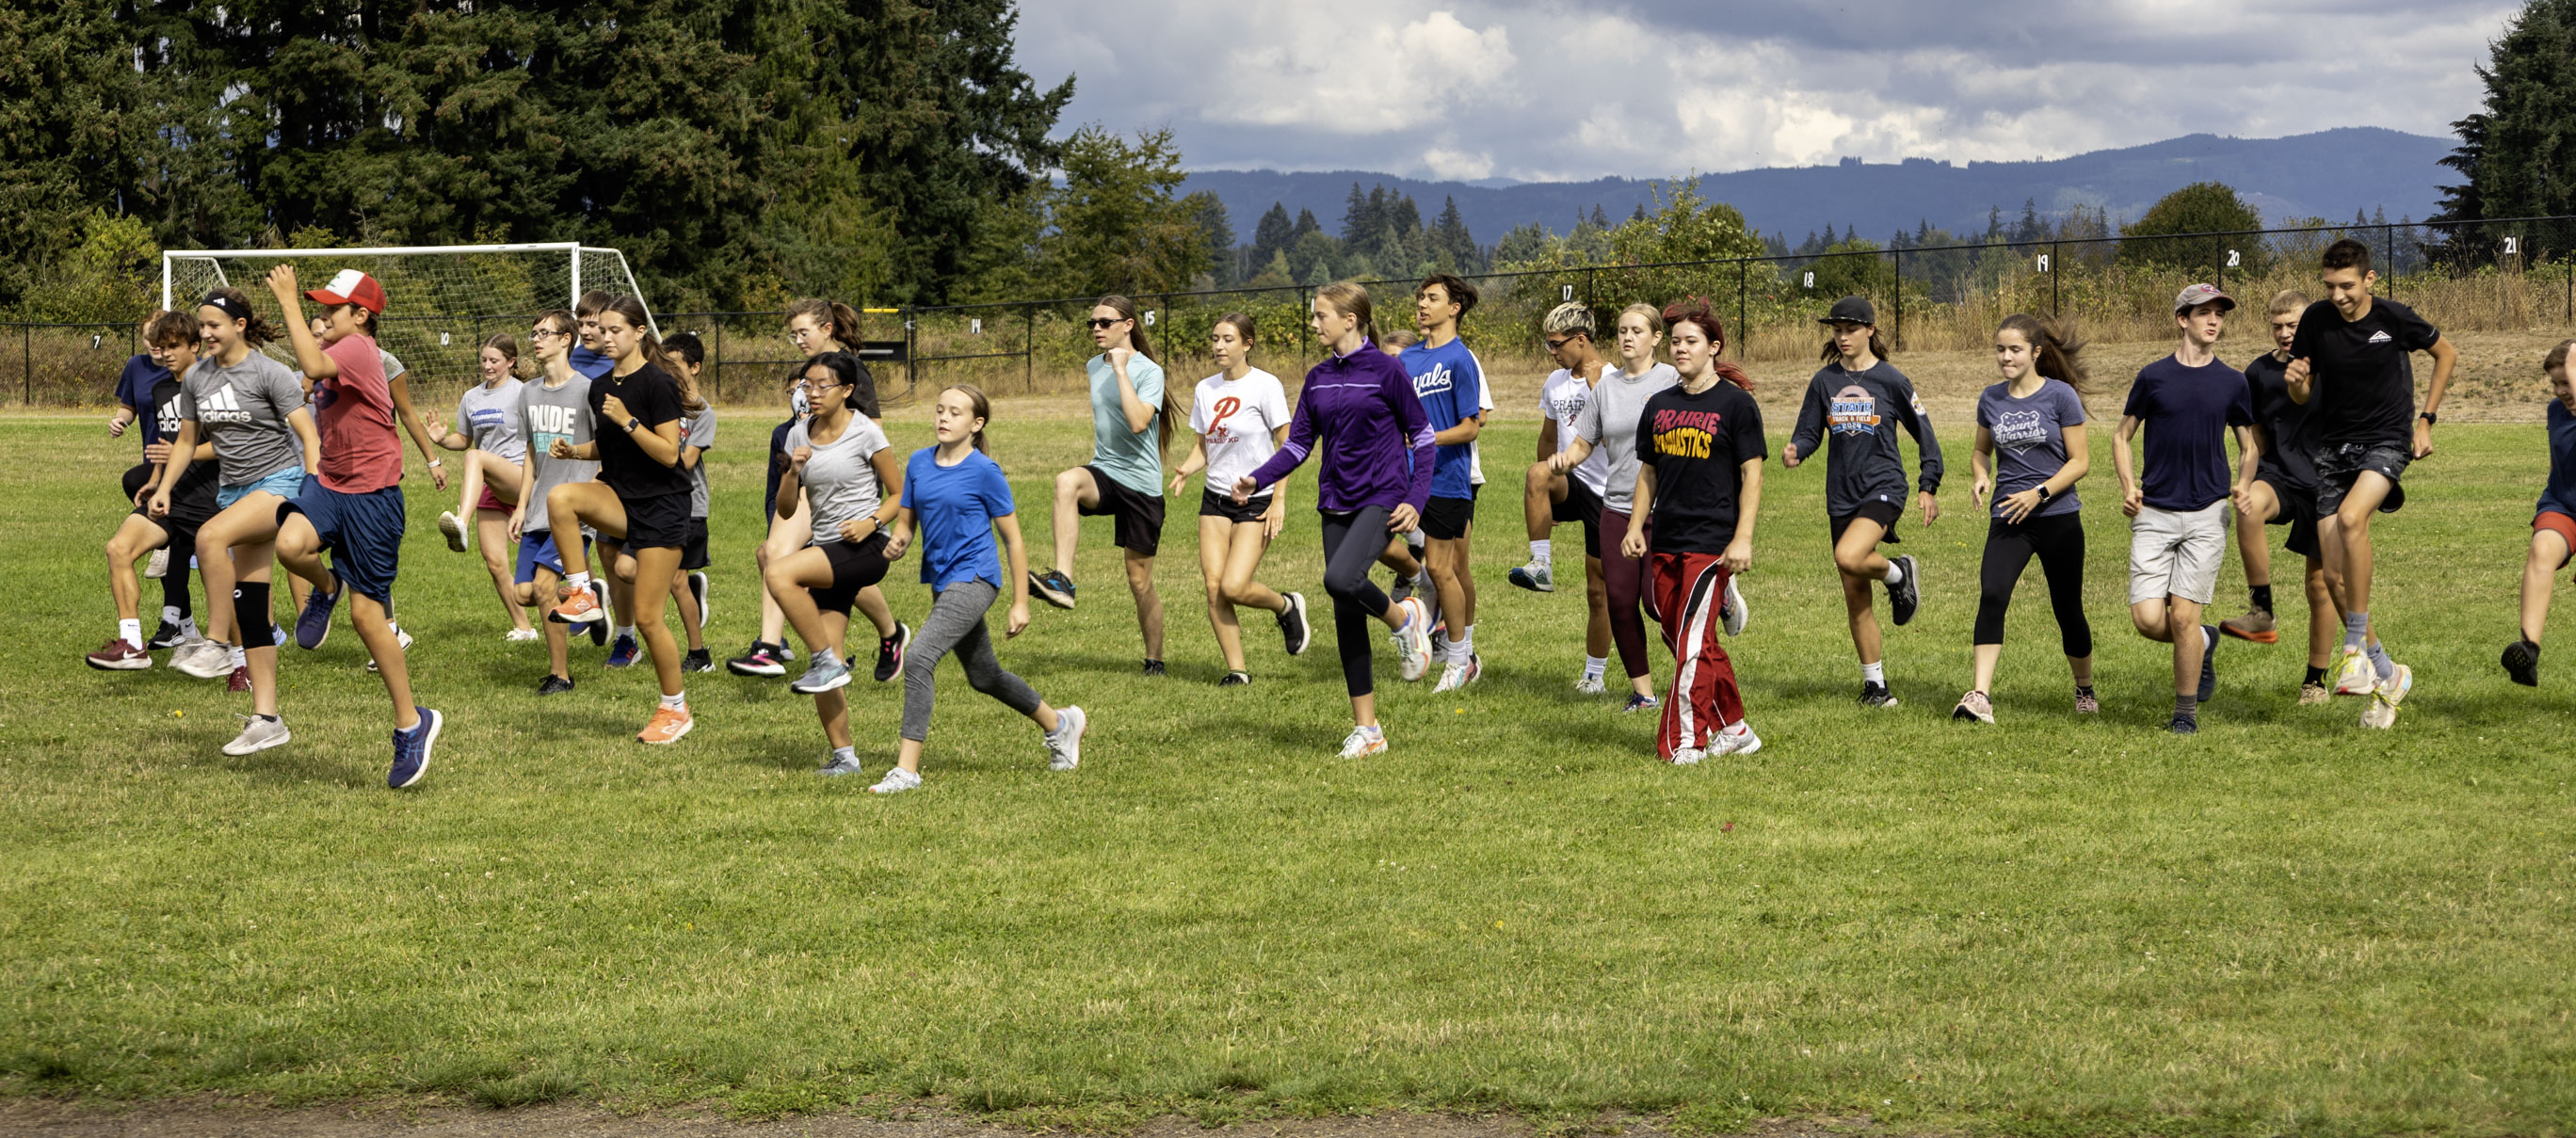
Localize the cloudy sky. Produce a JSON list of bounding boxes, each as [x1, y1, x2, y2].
[[1016, 0, 2519, 181]]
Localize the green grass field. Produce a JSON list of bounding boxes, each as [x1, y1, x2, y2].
[[4, 409, 2573, 1135]]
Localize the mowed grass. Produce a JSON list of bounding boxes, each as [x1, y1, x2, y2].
[[4, 406, 2575, 1135]]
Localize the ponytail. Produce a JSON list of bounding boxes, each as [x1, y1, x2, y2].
[[200, 287, 281, 346], [787, 297, 864, 350], [603, 294, 671, 384], [1314, 280, 1380, 347], [1998, 313, 2095, 397], [946, 383, 995, 457], [1093, 294, 1178, 457]]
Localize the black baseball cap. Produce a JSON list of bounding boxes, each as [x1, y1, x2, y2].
[[1819, 296, 1876, 326]]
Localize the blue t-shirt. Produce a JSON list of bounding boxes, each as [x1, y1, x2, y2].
[[2542, 399, 2576, 520], [1976, 378, 2086, 519], [2122, 354, 2253, 512], [115, 355, 169, 457], [1086, 353, 1167, 496], [901, 446, 1014, 590], [1398, 338, 1484, 501], [568, 345, 615, 381]]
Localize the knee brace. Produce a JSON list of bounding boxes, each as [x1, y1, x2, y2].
[[231, 582, 271, 648]]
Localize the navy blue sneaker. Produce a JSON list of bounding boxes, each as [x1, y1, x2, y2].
[[606, 632, 639, 667], [295, 580, 340, 649], [1029, 569, 1076, 610], [390, 707, 442, 789]]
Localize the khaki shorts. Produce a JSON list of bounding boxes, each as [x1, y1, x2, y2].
[[2129, 501, 2227, 605]]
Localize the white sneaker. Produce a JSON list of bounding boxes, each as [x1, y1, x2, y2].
[[173, 638, 233, 679], [1714, 723, 1763, 756], [2332, 648, 2375, 695], [1392, 598, 1432, 682], [1508, 560, 1555, 592], [222, 713, 290, 756], [144, 548, 169, 579], [1338, 724, 1387, 758], [1573, 674, 1607, 695], [1669, 747, 1707, 765], [504, 627, 541, 642], [1432, 654, 1481, 693], [438, 509, 470, 553], [2360, 664, 2412, 729], [1722, 575, 1748, 636], [1045, 705, 1087, 771], [867, 766, 923, 793]]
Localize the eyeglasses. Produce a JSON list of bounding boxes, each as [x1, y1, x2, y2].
[[1087, 317, 1126, 329], [529, 329, 565, 340], [1543, 336, 1582, 351]]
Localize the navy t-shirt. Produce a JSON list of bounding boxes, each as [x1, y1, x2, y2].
[[2243, 353, 2318, 493], [2543, 398, 2576, 520], [2122, 354, 2253, 512], [115, 354, 169, 457]]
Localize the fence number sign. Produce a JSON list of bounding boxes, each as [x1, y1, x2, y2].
[[970, 318, 982, 336], [2036, 253, 2052, 273], [91, 335, 102, 349], [1802, 271, 1815, 289], [2227, 249, 2241, 267], [1142, 311, 1156, 327], [440, 332, 450, 346], [2506, 236, 2520, 255], [1561, 284, 1574, 302]]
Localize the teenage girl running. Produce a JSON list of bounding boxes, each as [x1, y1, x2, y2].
[[872, 384, 1087, 794], [1030, 296, 1182, 675], [1954, 314, 2098, 724], [1547, 303, 1678, 712], [427, 333, 536, 639], [508, 309, 604, 695], [1783, 296, 1942, 708], [1167, 312, 1311, 685], [1235, 281, 1438, 758], [1513, 302, 1618, 693], [766, 351, 906, 775], [89, 313, 212, 670]]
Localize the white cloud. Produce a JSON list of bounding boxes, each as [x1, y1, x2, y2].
[[1202, 8, 1517, 134]]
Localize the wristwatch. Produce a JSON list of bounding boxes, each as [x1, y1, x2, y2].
[[2419, 411, 2439, 426], [2036, 485, 2053, 503], [624, 417, 642, 433]]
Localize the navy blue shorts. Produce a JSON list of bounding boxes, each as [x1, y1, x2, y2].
[[280, 484, 406, 605], [516, 530, 590, 585]]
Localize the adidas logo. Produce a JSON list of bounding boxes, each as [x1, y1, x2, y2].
[[2367, 330, 2393, 345], [197, 384, 254, 424]]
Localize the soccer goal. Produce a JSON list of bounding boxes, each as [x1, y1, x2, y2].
[[161, 242, 655, 404]]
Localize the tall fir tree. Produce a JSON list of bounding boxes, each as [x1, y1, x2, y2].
[[2433, 0, 2576, 225]]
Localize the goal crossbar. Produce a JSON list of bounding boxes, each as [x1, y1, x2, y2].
[[161, 243, 649, 332]]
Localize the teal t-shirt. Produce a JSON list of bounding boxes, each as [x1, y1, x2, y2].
[[1087, 353, 1167, 496]]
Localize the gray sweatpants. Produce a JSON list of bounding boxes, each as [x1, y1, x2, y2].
[[901, 580, 1044, 742]]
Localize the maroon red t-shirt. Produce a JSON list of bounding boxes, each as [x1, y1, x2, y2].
[[314, 332, 401, 493]]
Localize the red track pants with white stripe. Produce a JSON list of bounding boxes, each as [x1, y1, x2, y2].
[[1650, 551, 1747, 760]]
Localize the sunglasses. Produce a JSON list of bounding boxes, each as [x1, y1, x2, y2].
[[1087, 317, 1127, 329], [1544, 335, 1583, 351]]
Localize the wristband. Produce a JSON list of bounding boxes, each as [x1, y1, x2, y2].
[[2419, 411, 2439, 426], [2035, 485, 2053, 503]]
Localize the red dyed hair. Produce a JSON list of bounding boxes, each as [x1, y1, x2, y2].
[[1660, 297, 1752, 392]]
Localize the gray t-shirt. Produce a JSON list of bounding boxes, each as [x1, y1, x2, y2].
[[684, 409, 717, 520], [458, 378, 528, 463], [1572, 362, 1679, 513], [1976, 377, 2087, 519], [518, 375, 599, 532], [179, 351, 307, 486], [785, 415, 891, 545]]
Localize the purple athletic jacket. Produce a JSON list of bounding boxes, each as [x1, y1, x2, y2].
[[1248, 340, 1435, 514]]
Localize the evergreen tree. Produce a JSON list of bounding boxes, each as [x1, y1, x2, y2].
[[2434, 0, 2576, 224], [1248, 203, 1295, 277], [1430, 196, 1478, 273], [1291, 207, 1323, 242], [1023, 126, 1206, 299], [1342, 183, 1377, 249], [1183, 191, 1233, 286]]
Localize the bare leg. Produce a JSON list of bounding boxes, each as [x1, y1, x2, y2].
[[1831, 518, 1892, 665], [668, 573, 704, 650], [521, 567, 572, 680], [853, 585, 896, 640], [476, 510, 531, 631], [1523, 462, 1560, 542], [1198, 516, 1246, 673], [627, 546, 687, 697], [2235, 482, 2277, 595], [814, 613, 854, 749], [105, 515, 170, 624], [757, 500, 811, 645], [2131, 597, 2207, 696], [1971, 643, 2003, 694], [1125, 549, 1164, 661], [2305, 558, 2341, 669], [349, 592, 421, 729], [1050, 467, 1101, 572], [2521, 530, 2570, 644]]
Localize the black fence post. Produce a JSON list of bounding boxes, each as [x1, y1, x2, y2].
[[1024, 304, 1035, 393], [2386, 225, 2397, 298], [23, 325, 30, 407], [2052, 242, 2061, 317], [1892, 249, 1904, 349], [1737, 261, 1747, 362]]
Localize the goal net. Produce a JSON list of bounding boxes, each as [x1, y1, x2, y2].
[[162, 243, 654, 406]]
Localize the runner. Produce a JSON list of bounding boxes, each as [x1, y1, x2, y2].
[[1235, 281, 1437, 758], [507, 309, 604, 695], [663, 331, 717, 673], [427, 333, 536, 639], [1954, 313, 2098, 723], [1546, 303, 1678, 709], [89, 313, 211, 670], [156, 290, 318, 694], [2501, 338, 2576, 686], [539, 295, 700, 745], [261, 264, 444, 786], [2113, 284, 2259, 735], [2284, 238, 2456, 729], [125, 313, 205, 648], [1782, 296, 1941, 708], [1626, 297, 1764, 762], [1401, 275, 1488, 692], [729, 368, 810, 676], [1167, 312, 1309, 685], [765, 351, 905, 776], [871, 384, 1086, 793], [1028, 295, 1180, 676]]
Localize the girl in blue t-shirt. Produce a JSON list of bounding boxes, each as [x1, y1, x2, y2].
[[1956, 313, 2100, 724], [870, 385, 1086, 794]]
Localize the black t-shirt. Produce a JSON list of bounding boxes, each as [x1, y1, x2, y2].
[[2243, 353, 2316, 491], [588, 361, 693, 501], [765, 415, 799, 518], [1637, 380, 1768, 554], [150, 373, 222, 500], [2289, 297, 2439, 449]]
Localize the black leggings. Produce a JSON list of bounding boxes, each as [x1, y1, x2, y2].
[[1320, 506, 1395, 697], [1974, 512, 2092, 657]]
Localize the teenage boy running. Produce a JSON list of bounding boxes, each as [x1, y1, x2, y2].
[[2502, 339, 2576, 685], [2114, 284, 2259, 735], [2284, 238, 2456, 729], [1400, 274, 1487, 692], [1511, 303, 1616, 690]]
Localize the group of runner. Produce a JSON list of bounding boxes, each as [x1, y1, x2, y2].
[[83, 237, 2573, 786]]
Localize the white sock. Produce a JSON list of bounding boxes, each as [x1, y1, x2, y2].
[[160, 604, 182, 625], [1882, 560, 1905, 586], [1861, 660, 1885, 685], [229, 643, 247, 668], [1530, 539, 1551, 566], [1583, 655, 1608, 681], [617, 624, 636, 640], [178, 616, 200, 638], [567, 570, 591, 589], [660, 691, 686, 711], [1458, 624, 1476, 661], [831, 745, 856, 765], [118, 618, 143, 649]]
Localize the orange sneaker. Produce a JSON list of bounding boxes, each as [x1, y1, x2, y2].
[[550, 582, 605, 626], [636, 703, 693, 745]]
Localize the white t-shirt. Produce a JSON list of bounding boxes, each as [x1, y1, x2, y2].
[[1191, 368, 1293, 497], [1465, 344, 1494, 487], [1539, 368, 1611, 496]]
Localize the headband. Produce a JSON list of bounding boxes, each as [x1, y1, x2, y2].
[[199, 294, 254, 322]]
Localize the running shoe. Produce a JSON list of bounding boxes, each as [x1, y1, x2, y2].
[[295, 582, 339, 649], [819, 753, 865, 777], [789, 654, 851, 694], [727, 640, 788, 677], [2197, 625, 2218, 704], [85, 638, 152, 670], [586, 582, 610, 645], [222, 713, 289, 756], [550, 581, 605, 626], [2361, 664, 2413, 729], [1392, 597, 1433, 682], [362, 627, 413, 675], [2220, 608, 2279, 644], [504, 627, 541, 643], [1722, 574, 1748, 636], [1574, 675, 1608, 695], [868, 766, 923, 793], [226, 665, 250, 693], [2167, 715, 2199, 735], [1390, 574, 1418, 604], [1278, 592, 1311, 656], [1859, 681, 1898, 709], [147, 621, 189, 651], [1433, 654, 1482, 693], [1141, 658, 1167, 677], [1952, 690, 1994, 724], [1045, 705, 1087, 771], [1669, 747, 1707, 765], [1620, 692, 1660, 714], [437, 510, 470, 553], [1713, 723, 1763, 757], [1217, 671, 1251, 687], [682, 648, 714, 673], [388, 707, 442, 789], [143, 548, 169, 579], [1886, 555, 1922, 626], [2502, 639, 2540, 687], [874, 621, 910, 682], [636, 704, 694, 745], [605, 633, 640, 668], [270, 623, 290, 648], [2298, 681, 2331, 706], [2074, 687, 2101, 714], [1507, 561, 1555, 593], [686, 571, 710, 631], [1428, 623, 1449, 662], [1337, 724, 1387, 759], [172, 639, 233, 679], [536, 674, 575, 697], [2333, 648, 2375, 696], [1029, 569, 1077, 610]]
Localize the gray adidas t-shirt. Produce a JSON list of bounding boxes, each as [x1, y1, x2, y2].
[[684, 409, 717, 520], [518, 375, 599, 531], [1573, 362, 1680, 514], [785, 416, 891, 545], [458, 377, 528, 463], [179, 351, 308, 486]]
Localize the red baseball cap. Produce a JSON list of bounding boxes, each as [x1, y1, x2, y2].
[[306, 269, 386, 314]]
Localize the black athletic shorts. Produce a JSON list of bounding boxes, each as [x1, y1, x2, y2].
[[679, 517, 711, 571], [132, 472, 220, 533], [2313, 441, 2409, 517], [1829, 498, 1905, 546], [618, 490, 693, 552], [811, 532, 893, 616], [1423, 487, 1479, 541], [1553, 478, 1603, 558], [1079, 464, 1166, 556], [2254, 471, 2322, 561], [1199, 487, 1273, 526]]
